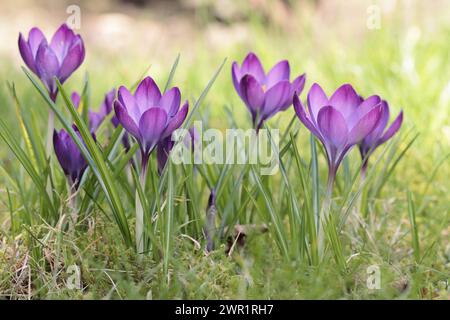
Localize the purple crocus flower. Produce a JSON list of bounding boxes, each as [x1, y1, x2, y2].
[[114, 76, 189, 169], [53, 126, 94, 189], [232, 52, 306, 130], [294, 83, 383, 184], [71, 89, 115, 132], [156, 127, 199, 174], [19, 23, 85, 101], [358, 100, 403, 174]]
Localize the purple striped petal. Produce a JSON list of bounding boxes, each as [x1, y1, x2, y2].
[[262, 80, 291, 118], [307, 83, 328, 124], [347, 105, 382, 144], [362, 100, 389, 145], [329, 84, 362, 118], [58, 38, 85, 83], [50, 23, 75, 63], [293, 94, 322, 139], [28, 28, 46, 57], [241, 52, 265, 83], [118, 86, 140, 124], [35, 42, 59, 95], [239, 74, 265, 118], [135, 77, 162, 112], [379, 110, 403, 144], [18, 33, 37, 73], [160, 87, 181, 117], [162, 101, 189, 139], [231, 62, 242, 96], [265, 60, 290, 89], [138, 107, 168, 152], [317, 106, 348, 149], [114, 100, 140, 138]]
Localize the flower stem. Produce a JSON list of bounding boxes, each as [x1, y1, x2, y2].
[[46, 110, 55, 157], [318, 170, 335, 257], [136, 155, 148, 255]]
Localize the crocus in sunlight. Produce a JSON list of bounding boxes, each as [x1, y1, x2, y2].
[[114, 76, 189, 254], [358, 100, 403, 177], [71, 89, 115, 132], [53, 126, 93, 190], [294, 83, 382, 252], [114, 76, 189, 169], [19, 23, 85, 102], [232, 52, 305, 130], [294, 83, 383, 187]]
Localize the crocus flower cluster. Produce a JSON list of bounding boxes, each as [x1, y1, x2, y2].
[[232, 52, 306, 130], [293, 83, 384, 183], [114, 76, 189, 169], [19, 23, 85, 101]]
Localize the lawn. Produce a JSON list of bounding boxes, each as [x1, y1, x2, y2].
[[0, 0, 449, 299]]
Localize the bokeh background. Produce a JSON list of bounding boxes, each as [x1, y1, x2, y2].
[[1, 0, 449, 132]]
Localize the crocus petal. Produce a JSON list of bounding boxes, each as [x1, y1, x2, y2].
[[71, 92, 81, 108], [362, 100, 389, 145], [58, 39, 85, 83], [379, 110, 403, 144], [35, 42, 60, 94], [347, 105, 382, 144], [239, 74, 265, 118], [50, 23, 75, 63], [348, 95, 382, 129], [138, 107, 168, 152], [317, 106, 348, 149], [53, 130, 71, 176], [135, 77, 162, 113], [162, 101, 189, 139], [114, 100, 140, 138], [262, 80, 291, 118], [291, 74, 306, 96], [329, 84, 362, 118], [89, 111, 104, 132], [231, 62, 242, 96], [28, 28, 46, 57], [99, 89, 116, 116], [307, 83, 328, 124], [265, 60, 290, 89], [160, 87, 181, 117], [157, 137, 175, 174], [118, 86, 140, 124], [18, 33, 37, 73], [293, 94, 322, 139], [241, 52, 265, 82]]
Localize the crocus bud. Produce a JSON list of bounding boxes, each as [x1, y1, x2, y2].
[[53, 125, 93, 189], [19, 24, 85, 101], [232, 52, 306, 130]]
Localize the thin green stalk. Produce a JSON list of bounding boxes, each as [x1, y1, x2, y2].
[[318, 171, 335, 257], [136, 156, 148, 255]]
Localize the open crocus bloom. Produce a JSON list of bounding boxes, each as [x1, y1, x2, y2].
[[359, 100, 403, 170], [53, 126, 93, 189], [232, 52, 306, 130], [71, 89, 115, 132], [294, 83, 383, 178], [114, 76, 189, 164], [19, 23, 85, 101]]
